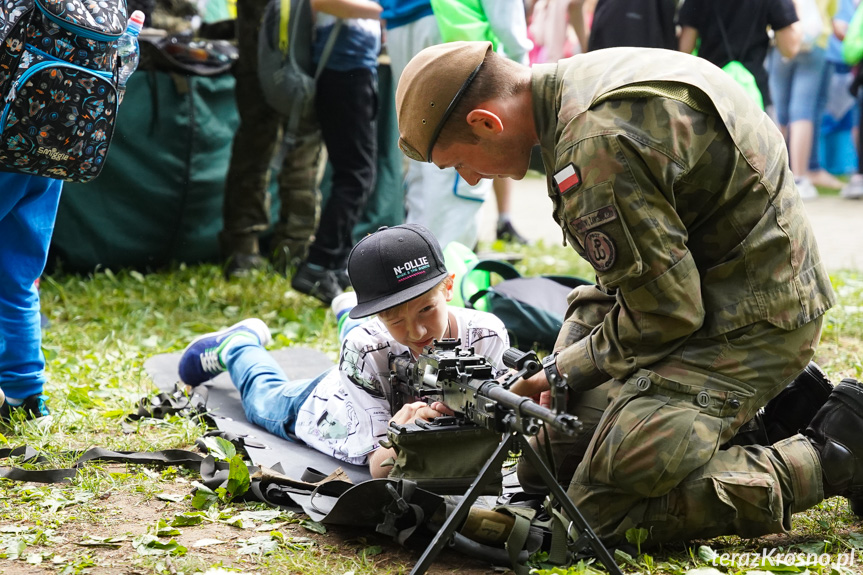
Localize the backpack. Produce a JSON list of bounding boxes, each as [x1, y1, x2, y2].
[[721, 61, 763, 110], [257, 0, 341, 149], [461, 260, 591, 351], [0, 0, 128, 182], [843, 1, 863, 65]]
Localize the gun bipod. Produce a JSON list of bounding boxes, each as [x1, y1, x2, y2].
[[410, 430, 623, 575]]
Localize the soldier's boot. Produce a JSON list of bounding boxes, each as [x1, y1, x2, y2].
[[722, 362, 832, 449], [803, 378, 863, 515], [761, 362, 833, 441], [220, 232, 267, 280]]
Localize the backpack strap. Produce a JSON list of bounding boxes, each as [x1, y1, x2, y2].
[[503, 512, 533, 575], [461, 259, 521, 310], [713, 2, 760, 64], [278, 0, 290, 54], [314, 20, 344, 81], [284, 8, 343, 148]]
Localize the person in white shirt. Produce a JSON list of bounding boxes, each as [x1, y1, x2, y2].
[[178, 224, 509, 477]]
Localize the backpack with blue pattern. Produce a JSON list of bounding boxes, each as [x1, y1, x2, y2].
[[0, 0, 128, 182]]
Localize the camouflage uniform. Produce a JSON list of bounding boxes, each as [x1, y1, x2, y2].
[[219, 0, 323, 262], [531, 47, 836, 544]]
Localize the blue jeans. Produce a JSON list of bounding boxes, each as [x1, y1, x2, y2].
[[223, 339, 330, 440], [0, 173, 63, 399]]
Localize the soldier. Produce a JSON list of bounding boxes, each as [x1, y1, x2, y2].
[[219, 0, 323, 279], [392, 41, 861, 546]]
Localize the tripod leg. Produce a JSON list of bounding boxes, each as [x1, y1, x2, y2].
[[518, 435, 623, 575], [410, 434, 515, 575]]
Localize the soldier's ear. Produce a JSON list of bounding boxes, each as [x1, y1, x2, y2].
[[466, 109, 503, 136]]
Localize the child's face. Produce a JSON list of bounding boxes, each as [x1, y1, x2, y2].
[[379, 281, 454, 357]]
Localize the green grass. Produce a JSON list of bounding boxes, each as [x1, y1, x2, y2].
[[0, 240, 859, 574]]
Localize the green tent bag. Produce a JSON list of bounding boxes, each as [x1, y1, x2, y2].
[[51, 64, 238, 270], [462, 260, 591, 351]]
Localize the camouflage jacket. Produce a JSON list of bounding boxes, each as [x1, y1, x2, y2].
[[531, 47, 836, 392]]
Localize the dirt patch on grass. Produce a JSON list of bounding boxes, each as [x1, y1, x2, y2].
[[0, 480, 505, 575]]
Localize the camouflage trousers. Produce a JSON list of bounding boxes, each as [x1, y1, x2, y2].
[[219, 0, 322, 260], [566, 318, 825, 545], [521, 318, 826, 545]]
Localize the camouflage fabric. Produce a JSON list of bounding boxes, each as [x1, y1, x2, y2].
[[567, 318, 823, 544], [532, 48, 834, 391], [219, 0, 323, 261], [528, 47, 835, 544], [516, 380, 617, 493]]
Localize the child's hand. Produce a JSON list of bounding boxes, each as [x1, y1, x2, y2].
[[428, 401, 454, 416], [390, 401, 448, 426]]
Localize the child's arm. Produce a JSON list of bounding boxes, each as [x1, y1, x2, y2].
[[311, 0, 382, 19]]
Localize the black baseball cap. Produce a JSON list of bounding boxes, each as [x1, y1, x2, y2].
[[348, 224, 448, 319]]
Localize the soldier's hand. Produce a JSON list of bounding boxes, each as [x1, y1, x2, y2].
[[510, 370, 551, 398]]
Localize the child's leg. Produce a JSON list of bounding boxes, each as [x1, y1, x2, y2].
[[222, 339, 329, 440]]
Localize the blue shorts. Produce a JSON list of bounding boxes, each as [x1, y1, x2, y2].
[[769, 46, 829, 125]]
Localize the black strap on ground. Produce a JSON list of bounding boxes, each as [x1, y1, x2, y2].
[[125, 383, 214, 430], [0, 445, 208, 484]]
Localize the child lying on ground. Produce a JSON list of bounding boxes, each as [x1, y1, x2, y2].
[[178, 224, 510, 477]]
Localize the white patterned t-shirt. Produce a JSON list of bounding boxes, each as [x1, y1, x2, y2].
[[294, 307, 509, 465]]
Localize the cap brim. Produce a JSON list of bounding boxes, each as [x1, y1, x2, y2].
[[348, 274, 445, 319]]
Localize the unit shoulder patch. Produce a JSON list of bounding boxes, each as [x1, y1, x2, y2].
[[570, 205, 618, 235], [584, 230, 616, 271]]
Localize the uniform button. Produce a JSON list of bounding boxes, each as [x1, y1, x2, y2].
[[728, 399, 740, 409], [696, 391, 710, 408], [635, 377, 651, 391]]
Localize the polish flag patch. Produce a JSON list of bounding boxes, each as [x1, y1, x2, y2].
[[554, 164, 581, 194]]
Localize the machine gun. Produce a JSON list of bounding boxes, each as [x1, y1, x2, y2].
[[388, 338, 579, 437], [387, 339, 622, 575]]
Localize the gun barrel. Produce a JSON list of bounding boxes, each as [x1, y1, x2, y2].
[[479, 382, 580, 435]]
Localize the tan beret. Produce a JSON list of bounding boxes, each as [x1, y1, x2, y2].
[[395, 41, 493, 163]]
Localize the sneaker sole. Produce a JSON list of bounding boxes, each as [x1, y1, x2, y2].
[[182, 318, 273, 353]]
